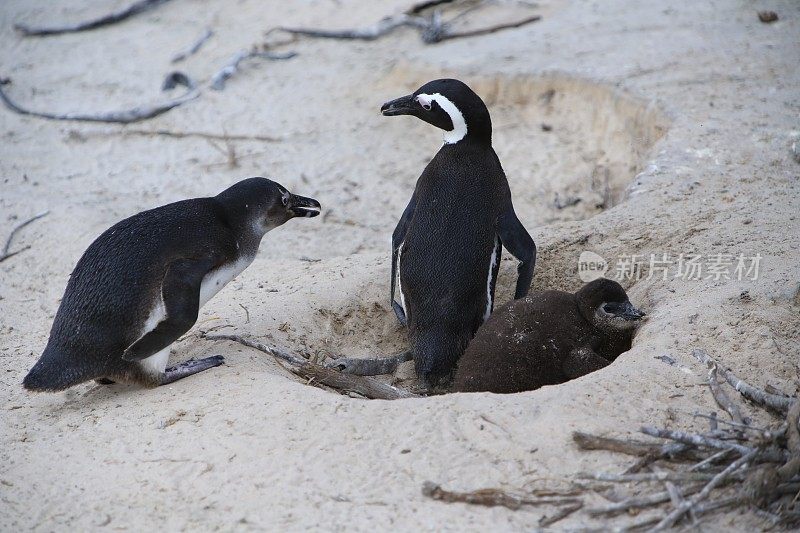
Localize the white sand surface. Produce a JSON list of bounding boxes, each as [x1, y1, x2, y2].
[[1, 0, 798, 530]]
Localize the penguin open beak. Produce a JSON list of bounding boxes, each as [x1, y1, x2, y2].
[[381, 94, 416, 116], [604, 301, 646, 321], [288, 194, 321, 218]]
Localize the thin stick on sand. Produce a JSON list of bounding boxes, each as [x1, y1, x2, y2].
[[278, 1, 542, 45], [708, 366, 748, 425], [572, 431, 670, 456], [0, 75, 198, 124], [0, 211, 49, 263], [652, 449, 758, 531], [586, 484, 702, 516], [406, 0, 458, 14], [577, 471, 722, 483], [203, 333, 418, 400], [538, 500, 583, 527], [210, 50, 298, 91], [15, 0, 174, 37], [171, 28, 214, 63], [426, 15, 542, 43], [110, 129, 282, 143], [279, 14, 428, 42], [640, 426, 754, 455], [422, 482, 581, 511], [691, 349, 794, 413]]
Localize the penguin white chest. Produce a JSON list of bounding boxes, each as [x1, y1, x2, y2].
[[198, 255, 255, 308]]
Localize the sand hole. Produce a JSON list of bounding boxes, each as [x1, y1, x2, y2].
[[301, 70, 667, 395]]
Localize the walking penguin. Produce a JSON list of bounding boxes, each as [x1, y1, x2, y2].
[[332, 79, 536, 388], [23, 178, 320, 392]]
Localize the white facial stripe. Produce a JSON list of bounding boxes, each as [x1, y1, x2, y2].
[[416, 92, 467, 144]]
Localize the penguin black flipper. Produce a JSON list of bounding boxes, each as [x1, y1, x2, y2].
[[390, 192, 417, 326], [122, 255, 218, 362], [391, 301, 407, 327], [497, 205, 536, 299], [561, 343, 611, 379]]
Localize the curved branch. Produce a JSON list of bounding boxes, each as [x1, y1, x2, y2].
[[0, 75, 198, 124], [15, 0, 174, 37], [692, 349, 794, 413]]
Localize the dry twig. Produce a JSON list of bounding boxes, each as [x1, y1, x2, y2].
[[112, 128, 282, 143], [210, 50, 297, 91], [406, 0, 458, 14], [288, 364, 417, 401], [688, 448, 735, 472], [430, 14, 541, 43], [573, 431, 660, 456], [539, 500, 583, 527], [280, 15, 428, 41], [692, 349, 794, 413], [586, 484, 702, 516], [708, 366, 748, 425], [171, 28, 213, 63], [203, 333, 306, 365], [640, 426, 755, 456], [652, 450, 758, 530], [618, 497, 740, 532], [15, 0, 173, 37], [578, 471, 722, 483], [277, 1, 541, 45], [573, 430, 695, 474], [422, 482, 580, 512], [203, 333, 417, 400], [0, 75, 198, 124], [0, 211, 49, 263]]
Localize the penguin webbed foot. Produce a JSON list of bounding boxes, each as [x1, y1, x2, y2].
[[160, 355, 225, 385], [418, 372, 455, 393], [392, 301, 407, 327], [326, 351, 412, 376]]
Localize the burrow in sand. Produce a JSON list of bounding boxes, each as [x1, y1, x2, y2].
[[305, 72, 669, 391]]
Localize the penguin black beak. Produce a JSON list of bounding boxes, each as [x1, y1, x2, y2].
[[381, 94, 416, 116], [288, 194, 321, 218], [604, 301, 646, 321]]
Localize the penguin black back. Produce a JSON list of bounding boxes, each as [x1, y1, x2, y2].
[[452, 278, 645, 394], [24, 178, 320, 391], [378, 79, 536, 388]]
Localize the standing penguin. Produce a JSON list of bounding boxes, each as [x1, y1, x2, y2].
[[334, 79, 535, 387], [23, 178, 320, 392]]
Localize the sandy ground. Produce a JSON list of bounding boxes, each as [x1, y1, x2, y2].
[[1, 0, 799, 530]]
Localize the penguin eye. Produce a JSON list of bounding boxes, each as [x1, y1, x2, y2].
[[416, 95, 433, 111], [281, 195, 288, 206]]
